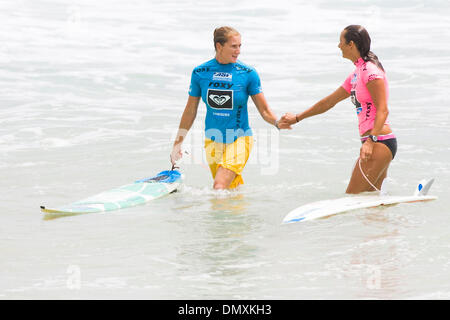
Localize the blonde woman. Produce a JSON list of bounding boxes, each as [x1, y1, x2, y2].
[[171, 26, 290, 189]]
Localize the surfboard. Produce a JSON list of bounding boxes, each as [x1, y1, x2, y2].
[[282, 178, 437, 224], [41, 170, 183, 220]]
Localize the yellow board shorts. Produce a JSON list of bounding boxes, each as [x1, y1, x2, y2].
[[204, 136, 253, 189]]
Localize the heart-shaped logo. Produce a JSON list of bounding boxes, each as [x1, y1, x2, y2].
[[209, 94, 231, 106]]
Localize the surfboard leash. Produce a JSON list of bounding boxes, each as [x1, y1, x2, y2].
[[358, 157, 381, 192], [170, 150, 190, 171]]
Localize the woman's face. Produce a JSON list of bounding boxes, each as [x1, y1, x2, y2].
[[216, 34, 241, 64], [338, 30, 352, 59]]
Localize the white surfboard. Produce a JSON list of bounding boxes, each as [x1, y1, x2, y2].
[[282, 178, 437, 224]]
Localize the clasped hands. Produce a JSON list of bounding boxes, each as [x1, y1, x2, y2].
[[276, 112, 298, 130]]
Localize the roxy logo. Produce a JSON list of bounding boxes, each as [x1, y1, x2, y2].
[[207, 89, 233, 109], [210, 94, 230, 106], [350, 90, 361, 109], [212, 72, 232, 81]]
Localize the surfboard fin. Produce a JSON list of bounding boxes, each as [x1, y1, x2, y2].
[[380, 177, 393, 196], [414, 178, 434, 196]]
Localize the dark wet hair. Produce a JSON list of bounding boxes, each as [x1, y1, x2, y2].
[[344, 25, 384, 71]]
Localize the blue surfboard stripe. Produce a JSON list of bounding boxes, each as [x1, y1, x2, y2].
[[135, 170, 182, 184]]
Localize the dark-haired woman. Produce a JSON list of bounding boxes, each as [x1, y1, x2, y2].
[[170, 26, 290, 190], [280, 25, 397, 194]]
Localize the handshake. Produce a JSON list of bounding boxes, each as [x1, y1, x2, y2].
[[276, 112, 299, 130], [170, 112, 302, 166]]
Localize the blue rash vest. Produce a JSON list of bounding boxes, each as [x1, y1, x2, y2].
[[188, 58, 263, 144]]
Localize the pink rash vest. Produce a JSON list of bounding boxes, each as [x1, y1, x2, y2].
[[341, 58, 389, 135]]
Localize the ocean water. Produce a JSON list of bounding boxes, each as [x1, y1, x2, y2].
[[1, 0, 449, 299]]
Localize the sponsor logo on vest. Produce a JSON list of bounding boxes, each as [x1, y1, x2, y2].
[[212, 72, 232, 81], [207, 89, 233, 110], [208, 81, 233, 89], [194, 67, 210, 73], [351, 90, 362, 111], [365, 102, 372, 119]]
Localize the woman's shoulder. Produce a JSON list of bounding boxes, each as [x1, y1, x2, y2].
[[192, 58, 217, 72], [361, 60, 384, 75], [359, 60, 385, 84], [234, 60, 257, 73]]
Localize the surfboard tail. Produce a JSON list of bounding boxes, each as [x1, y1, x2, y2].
[[414, 178, 435, 196]]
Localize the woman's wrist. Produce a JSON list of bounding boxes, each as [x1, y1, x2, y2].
[[274, 119, 280, 130]]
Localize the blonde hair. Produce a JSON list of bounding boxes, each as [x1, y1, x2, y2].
[[213, 26, 240, 51]]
